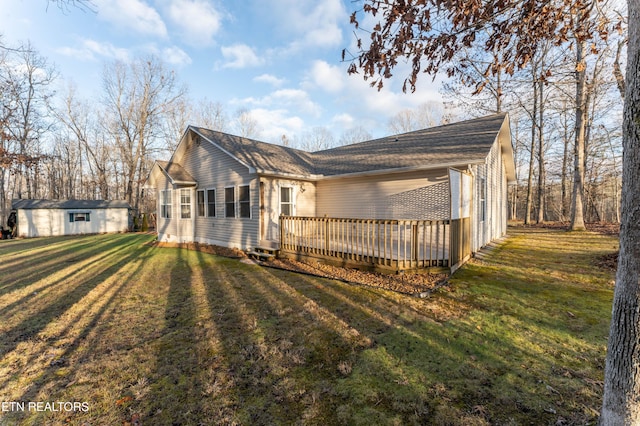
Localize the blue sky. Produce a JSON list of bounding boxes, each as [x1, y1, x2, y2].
[[0, 0, 444, 143]]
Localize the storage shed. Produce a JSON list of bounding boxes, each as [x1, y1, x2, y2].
[[11, 199, 131, 238]]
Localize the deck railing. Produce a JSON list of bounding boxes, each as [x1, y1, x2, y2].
[[279, 215, 470, 273]]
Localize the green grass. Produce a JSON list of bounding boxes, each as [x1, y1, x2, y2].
[[0, 227, 617, 425]]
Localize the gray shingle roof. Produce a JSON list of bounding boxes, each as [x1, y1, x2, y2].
[[12, 199, 131, 210], [192, 113, 509, 179], [157, 160, 197, 184], [191, 128, 316, 177], [311, 113, 509, 176]]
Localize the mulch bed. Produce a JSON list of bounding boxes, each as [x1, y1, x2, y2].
[[148, 241, 248, 259], [148, 239, 446, 296], [266, 258, 448, 296]]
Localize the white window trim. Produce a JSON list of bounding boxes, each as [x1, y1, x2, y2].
[[224, 186, 236, 218], [279, 185, 295, 216], [196, 189, 205, 217], [238, 184, 251, 219], [479, 176, 486, 223], [180, 188, 192, 220], [206, 188, 216, 218], [160, 189, 172, 219]]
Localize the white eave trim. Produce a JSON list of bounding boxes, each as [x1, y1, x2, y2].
[[255, 160, 487, 181], [315, 160, 488, 181]]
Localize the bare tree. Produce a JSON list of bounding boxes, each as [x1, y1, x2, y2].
[[295, 126, 335, 152], [195, 98, 227, 132], [234, 108, 261, 139], [2, 42, 56, 200], [339, 125, 372, 146], [387, 101, 446, 133], [101, 56, 186, 211]]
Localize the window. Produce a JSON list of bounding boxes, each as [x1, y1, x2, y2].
[[225, 187, 235, 218], [197, 190, 205, 217], [479, 177, 486, 222], [69, 212, 90, 222], [280, 187, 293, 216], [160, 190, 171, 219], [180, 188, 191, 219], [239, 185, 250, 218], [207, 189, 216, 217]]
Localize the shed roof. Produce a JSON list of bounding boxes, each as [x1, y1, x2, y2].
[[12, 199, 131, 210]]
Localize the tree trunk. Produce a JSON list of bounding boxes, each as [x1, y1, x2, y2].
[[570, 40, 587, 231], [536, 78, 545, 224], [561, 106, 570, 221], [601, 0, 640, 422], [525, 78, 538, 225]]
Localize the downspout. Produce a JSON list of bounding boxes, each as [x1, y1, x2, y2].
[[192, 184, 197, 243]]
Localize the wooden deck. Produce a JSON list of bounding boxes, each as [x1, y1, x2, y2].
[[278, 216, 471, 274]]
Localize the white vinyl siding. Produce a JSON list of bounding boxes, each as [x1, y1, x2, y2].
[[16, 208, 129, 238], [260, 178, 316, 242], [178, 132, 260, 249], [472, 137, 507, 251], [316, 170, 449, 220]]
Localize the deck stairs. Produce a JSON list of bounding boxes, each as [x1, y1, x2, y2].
[[247, 241, 280, 262]]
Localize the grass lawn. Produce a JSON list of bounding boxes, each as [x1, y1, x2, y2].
[[0, 227, 617, 425]]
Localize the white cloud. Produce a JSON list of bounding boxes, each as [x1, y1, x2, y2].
[[166, 0, 222, 46], [221, 44, 263, 68], [254, 74, 285, 87], [94, 0, 167, 38], [248, 108, 305, 142], [233, 89, 321, 118], [162, 46, 192, 65], [331, 113, 354, 128], [262, 0, 347, 52], [307, 60, 345, 93], [57, 39, 131, 62]]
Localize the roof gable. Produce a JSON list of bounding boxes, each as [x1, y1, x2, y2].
[[191, 127, 317, 178]]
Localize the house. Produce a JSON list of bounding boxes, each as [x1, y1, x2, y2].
[[145, 113, 516, 271], [11, 199, 131, 238]]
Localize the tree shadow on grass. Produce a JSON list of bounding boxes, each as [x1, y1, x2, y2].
[[0, 234, 155, 425], [255, 265, 605, 425], [0, 234, 150, 359], [0, 234, 137, 299], [144, 247, 207, 425]]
